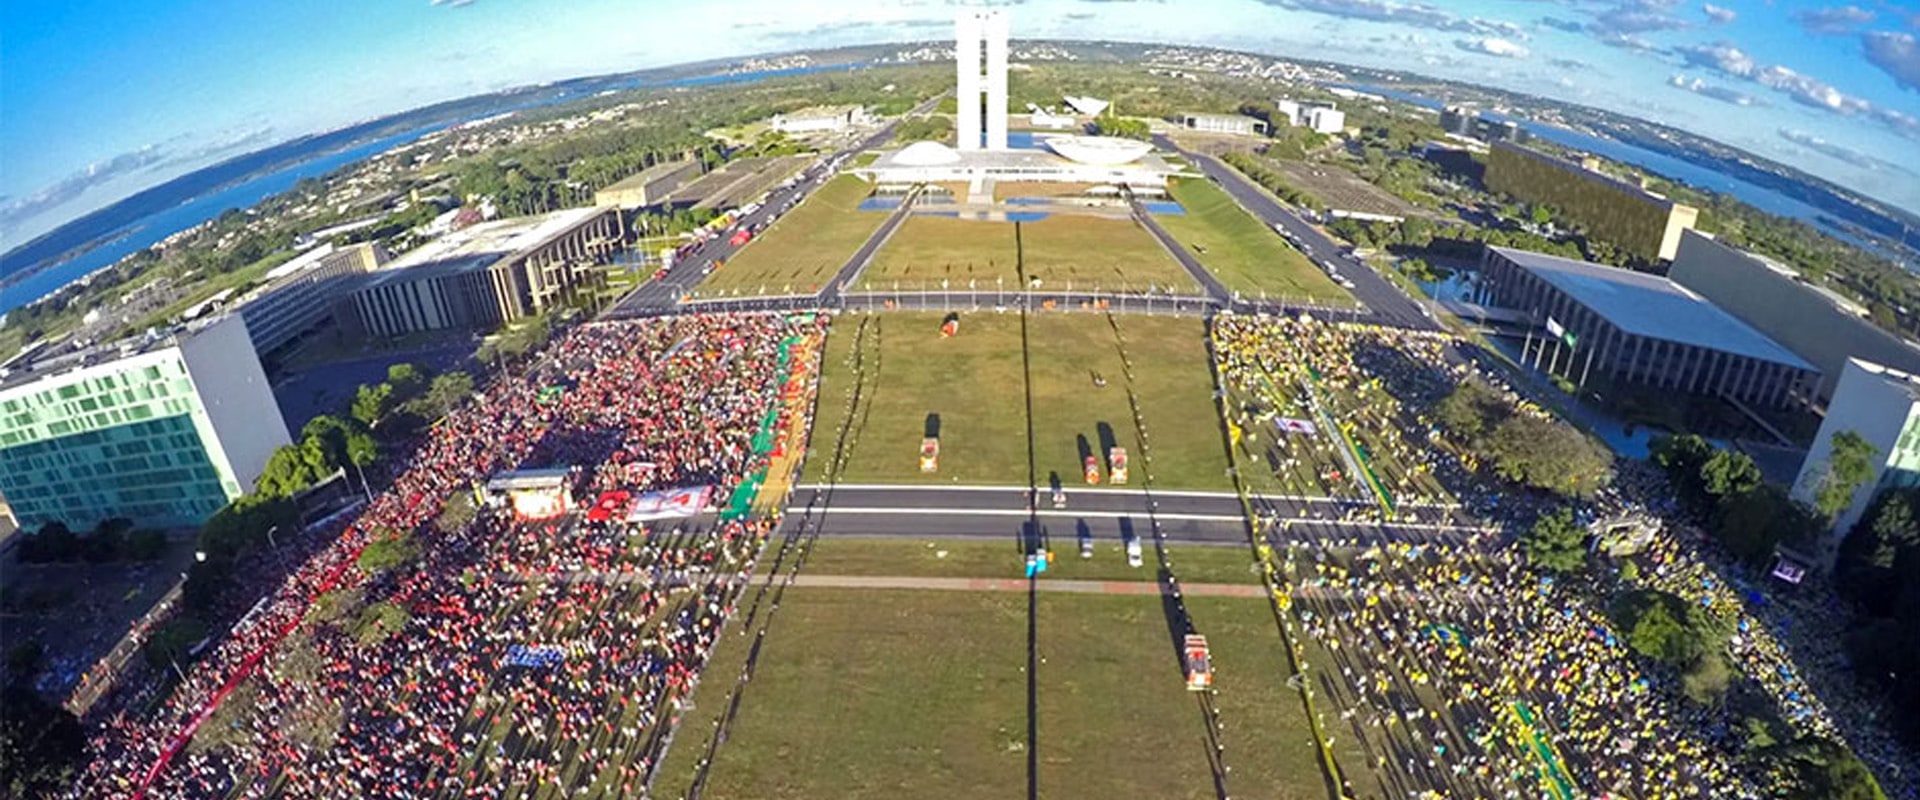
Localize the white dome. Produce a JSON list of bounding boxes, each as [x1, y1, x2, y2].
[[893, 141, 963, 166], [1044, 135, 1153, 166]]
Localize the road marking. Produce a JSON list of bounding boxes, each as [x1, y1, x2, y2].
[[795, 483, 1238, 500], [765, 573, 1266, 597], [786, 506, 1246, 523], [791, 483, 1457, 508]]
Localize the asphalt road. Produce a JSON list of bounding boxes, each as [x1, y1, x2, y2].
[[783, 484, 1495, 549], [1154, 135, 1440, 332], [787, 485, 1251, 545], [604, 95, 945, 320]]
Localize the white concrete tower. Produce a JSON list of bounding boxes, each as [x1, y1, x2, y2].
[[954, 12, 983, 151], [982, 10, 1009, 151]]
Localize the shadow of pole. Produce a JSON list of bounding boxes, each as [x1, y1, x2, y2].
[[1016, 219, 1041, 800]]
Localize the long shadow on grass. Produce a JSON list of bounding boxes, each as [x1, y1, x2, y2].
[[1016, 220, 1041, 800]]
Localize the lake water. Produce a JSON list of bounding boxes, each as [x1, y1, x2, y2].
[[1338, 84, 1854, 240], [1, 63, 863, 315], [0, 126, 440, 313]]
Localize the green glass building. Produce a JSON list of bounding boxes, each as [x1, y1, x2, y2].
[[0, 316, 289, 530]]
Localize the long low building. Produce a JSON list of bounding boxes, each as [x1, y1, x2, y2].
[[858, 136, 1183, 189], [347, 207, 623, 338], [1485, 141, 1697, 262], [1671, 229, 1920, 404], [593, 160, 700, 209], [235, 242, 389, 357], [1478, 246, 1818, 409]]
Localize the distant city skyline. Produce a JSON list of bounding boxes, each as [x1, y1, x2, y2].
[[5, 0, 1919, 252]]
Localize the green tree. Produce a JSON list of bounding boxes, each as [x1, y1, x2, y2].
[[1778, 738, 1888, 800], [357, 529, 420, 574], [386, 363, 427, 401], [434, 491, 479, 534], [1714, 484, 1818, 565], [1436, 379, 1506, 442], [1520, 507, 1587, 573], [1700, 449, 1762, 499], [257, 443, 327, 498], [350, 383, 393, 427], [0, 684, 87, 798], [418, 372, 475, 419], [1651, 433, 1715, 505], [1610, 589, 1705, 666], [1486, 415, 1614, 499], [1810, 430, 1878, 522], [1091, 112, 1150, 140], [143, 615, 208, 673]]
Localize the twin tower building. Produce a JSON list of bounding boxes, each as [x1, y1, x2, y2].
[[955, 10, 1010, 151]]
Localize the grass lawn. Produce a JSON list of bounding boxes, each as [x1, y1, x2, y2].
[[685, 589, 1030, 800], [805, 312, 1230, 489], [802, 537, 1265, 586], [1185, 595, 1365, 800], [673, 586, 1333, 800], [696, 174, 882, 295], [1034, 592, 1217, 799], [857, 215, 1197, 293], [1156, 178, 1352, 304]]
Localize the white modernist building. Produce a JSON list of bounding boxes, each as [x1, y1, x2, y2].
[[1793, 358, 1920, 544], [956, 10, 1010, 151], [861, 136, 1179, 189], [1277, 99, 1346, 134]]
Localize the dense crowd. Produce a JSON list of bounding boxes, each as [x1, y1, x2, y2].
[[66, 312, 825, 799], [1224, 314, 1916, 798]]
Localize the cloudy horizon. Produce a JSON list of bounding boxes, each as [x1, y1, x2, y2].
[[5, 0, 1919, 252]]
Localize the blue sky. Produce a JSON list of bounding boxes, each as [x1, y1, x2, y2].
[[3, 0, 1919, 248]]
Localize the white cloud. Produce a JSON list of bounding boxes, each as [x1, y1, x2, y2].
[[1701, 3, 1735, 24], [1455, 37, 1529, 58]]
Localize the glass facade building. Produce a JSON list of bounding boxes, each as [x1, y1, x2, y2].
[[0, 316, 289, 530]]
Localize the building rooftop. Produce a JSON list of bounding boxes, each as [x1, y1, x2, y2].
[[0, 314, 237, 395], [598, 160, 697, 192], [869, 137, 1176, 173], [1846, 358, 1920, 403], [363, 207, 606, 289], [1490, 246, 1813, 369], [1181, 112, 1259, 123]]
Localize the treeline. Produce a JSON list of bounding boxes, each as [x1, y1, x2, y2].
[[1090, 111, 1150, 141], [895, 115, 953, 144], [1831, 469, 1920, 759], [1220, 152, 1325, 212], [1435, 378, 1613, 499], [12, 518, 168, 565], [1647, 434, 1835, 565], [632, 207, 724, 240], [1323, 214, 1629, 267]]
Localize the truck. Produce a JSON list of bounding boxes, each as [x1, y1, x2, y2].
[[1183, 635, 1213, 691], [920, 438, 940, 473]]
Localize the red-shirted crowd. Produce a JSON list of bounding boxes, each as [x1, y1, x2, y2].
[[66, 312, 824, 799]]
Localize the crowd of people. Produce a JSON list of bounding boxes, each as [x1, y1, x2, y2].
[[1224, 314, 1917, 799], [66, 312, 825, 799], [1214, 315, 1458, 520]]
